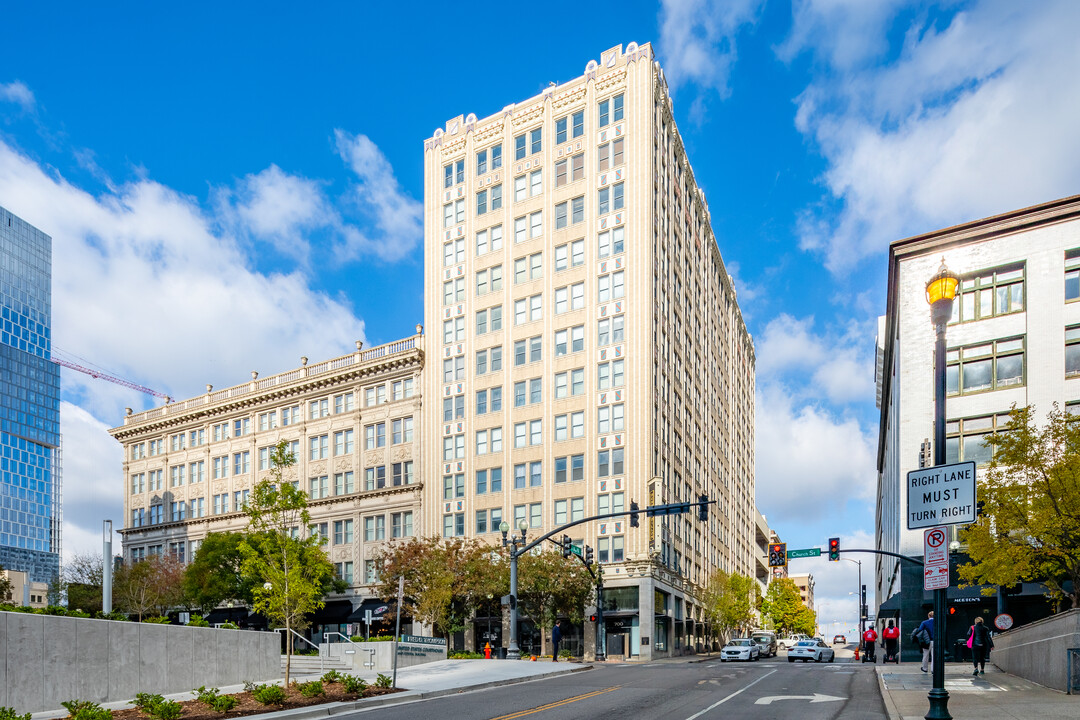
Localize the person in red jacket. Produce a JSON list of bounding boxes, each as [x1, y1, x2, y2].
[[883, 620, 900, 662], [863, 625, 879, 662]]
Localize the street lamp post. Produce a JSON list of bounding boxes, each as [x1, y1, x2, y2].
[[843, 558, 862, 647], [500, 519, 530, 660], [926, 259, 959, 720]]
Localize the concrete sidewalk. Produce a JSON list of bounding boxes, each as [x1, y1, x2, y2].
[[877, 663, 1078, 720]]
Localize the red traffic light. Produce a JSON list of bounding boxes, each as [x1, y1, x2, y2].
[[589, 614, 598, 622]]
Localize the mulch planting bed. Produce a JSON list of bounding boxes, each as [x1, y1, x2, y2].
[[104, 683, 402, 720]]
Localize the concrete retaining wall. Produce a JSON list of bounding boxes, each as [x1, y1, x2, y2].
[[991, 608, 1080, 692], [0, 611, 280, 713], [326, 639, 447, 673]]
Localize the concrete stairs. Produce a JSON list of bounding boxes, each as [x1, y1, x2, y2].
[[280, 654, 352, 678]]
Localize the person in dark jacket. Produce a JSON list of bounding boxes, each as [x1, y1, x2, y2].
[[914, 611, 934, 672], [552, 620, 562, 661], [970, 616, 993, 675]]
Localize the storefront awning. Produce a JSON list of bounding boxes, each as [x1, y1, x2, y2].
[[317, 599, 356, 622], [347, 598, 400, 623]]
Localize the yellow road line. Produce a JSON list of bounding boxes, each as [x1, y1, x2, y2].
[[488, 685, 622, 720]]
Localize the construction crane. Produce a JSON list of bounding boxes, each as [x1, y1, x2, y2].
[[50, 352, 170, 402]]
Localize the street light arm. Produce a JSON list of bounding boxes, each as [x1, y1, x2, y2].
[[839, 548, 923, 566]]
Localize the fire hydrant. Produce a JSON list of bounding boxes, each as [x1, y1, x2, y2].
[[484, 642, 492, 659], [854, 646, 860, 660]]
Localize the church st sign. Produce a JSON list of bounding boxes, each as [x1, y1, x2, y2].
[[906, 461, 977, 530]]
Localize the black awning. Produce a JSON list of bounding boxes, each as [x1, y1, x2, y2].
[[316, 599, 356, 622], [878, 593, 904, 613], [348, 598, 397, 623], [204, 606, 251, 624]]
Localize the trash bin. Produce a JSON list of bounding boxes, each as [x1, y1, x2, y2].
[[496, 646, 507, 660], [954, 639, 968, 662]]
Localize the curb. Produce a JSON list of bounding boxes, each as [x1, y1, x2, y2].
[[875, 667, 902, 720], [238, 665, 593, 720]]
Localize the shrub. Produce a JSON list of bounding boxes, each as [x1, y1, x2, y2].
[[1, 707, 32, 720], [133, 693, 165, 714], [250, 684, 286, 706], [297, 681, 324, 698], [143, 616, 171, 624], [209, 696, 237, 714], [187, 614, 210, 628], [559, 649, 573, 658], [61, 700, 112, 720], [293, 648, 319, 656], [219, 622, 239, 630], [448, 651, 483, 659], [192, 687, 219, 706], [95, 610, 129, 621], [147, 701, 182, 720], [350, 634, 394, 642], [375, 673, 392, 689], [341, 675, 367, 694], [242, 681, 256, 693], [320, 670, 342, 684]]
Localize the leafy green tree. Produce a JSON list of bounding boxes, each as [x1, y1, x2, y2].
[[46, 573, 65, 606], [517, 549, 594, 656], [959, 405, 1080, 609], [701, 571, 759, 643], [63, 552, 104, 614], [183, 532, 255, 613], [239, 441, 334, 685], [761, 578, 815, 635], [374, 536, 507, 642], [0, 564, 12, 602]]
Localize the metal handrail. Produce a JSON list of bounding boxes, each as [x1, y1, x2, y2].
[[276, 628, 322, 675], [322, 631, 358, 658]]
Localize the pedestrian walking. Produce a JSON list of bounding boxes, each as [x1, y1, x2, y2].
[[883, 619, 900, 662], [551, 619, 562, 662], [968, 616, 993, 675], [912, 611, 934, 672]]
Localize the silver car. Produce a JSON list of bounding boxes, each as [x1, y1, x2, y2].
[[787, 639, 835, 663], [721, 638, 761, 662]]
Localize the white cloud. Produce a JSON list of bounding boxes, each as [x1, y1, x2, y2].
[[658, 0, 766, 100], [0, 80, 35, 112], [755, 313, 875, 404], [755, 383, 877, 524], [790, 1, 1080, 271], [333, 130, 423, 263], [778, 0, 911, 70]]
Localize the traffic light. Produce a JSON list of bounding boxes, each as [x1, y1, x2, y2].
[[768, 543, 787, 567], [589, 613, 598, 623], [630, 501, 640, 527], [585, 545, 594, 567], [976, 500, 986, 517], [828, 537, 840, 561], [561, 534, 572, 559], [698, 494, 708, 522]]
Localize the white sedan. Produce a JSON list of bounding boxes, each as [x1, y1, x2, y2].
[[787, 639, 835, 663], [720, 638, 761, 662]]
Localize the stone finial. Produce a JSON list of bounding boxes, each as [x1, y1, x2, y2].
[[251, 371, 258, 380], [416, 324, 423, 335], [206, 384, 213, 393], [125, 408, 132, 416], [355, 340, 364, 351], [301, 357, 308, 366]]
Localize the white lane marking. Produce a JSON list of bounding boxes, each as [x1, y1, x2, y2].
[[683, 670, 777, 720], [755, 693, 847, 705]]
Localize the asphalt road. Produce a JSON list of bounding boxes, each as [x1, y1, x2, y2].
[[343, 657, 887, 720]]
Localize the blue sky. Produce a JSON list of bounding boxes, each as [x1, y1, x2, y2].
[[2, 0, 1078, 632]]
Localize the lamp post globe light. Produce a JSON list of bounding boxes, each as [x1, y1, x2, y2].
[[501, 519, 530, 659], [925, 258, 958, 720]]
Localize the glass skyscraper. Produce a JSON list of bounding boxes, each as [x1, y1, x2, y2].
[[0, 206, 60, 583]]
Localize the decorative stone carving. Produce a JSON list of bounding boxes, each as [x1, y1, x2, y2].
[[511, 103, 544, 128], [335, 458, 352, 472], [552, 86, 587, 110], [366, 452, 382, 466], [310, 462, 326, 476], [596, 68, 627, 92]]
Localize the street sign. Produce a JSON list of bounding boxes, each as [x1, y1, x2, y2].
[[570, 543, 583, 558], [787, 548, 821, 559], [994, 613, 1014, 631], [907, 461, 977, 529], [923, 526, 950, 591]]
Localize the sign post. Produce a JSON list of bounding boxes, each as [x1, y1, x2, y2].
[[393, 576, 404, 689]]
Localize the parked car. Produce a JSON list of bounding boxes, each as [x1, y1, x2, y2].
[[751, 630, 778, 658], [778, 633, 811, 649], [720, 638, 761, 662], [787, 639, 836, 663], [833, 634, 847, 645]]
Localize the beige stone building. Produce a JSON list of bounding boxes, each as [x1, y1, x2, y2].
[[110, 334, 423, 638], [789, 573, 815, 611], [421, 42, 756, 659], [1, 567, 49, 608]]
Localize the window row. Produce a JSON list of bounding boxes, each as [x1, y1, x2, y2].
[[445, 448, 625, 496]]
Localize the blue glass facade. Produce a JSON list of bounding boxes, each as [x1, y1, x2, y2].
[[0, 206, 60, 583]]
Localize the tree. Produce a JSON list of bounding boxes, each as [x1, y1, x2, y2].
[[64, 552, 104, 614], [183, 532, 255, 613], [239, 441, 334, 685], [701, 571, 759, 643], [46, 573, 65, 607], [959, 405, 1080, 609], [0, 564, 12, 603], [374, 536, 506, 642], [761, 578, 815, 636], [113, 554, 186, 620], [516, 549, 594, 656]]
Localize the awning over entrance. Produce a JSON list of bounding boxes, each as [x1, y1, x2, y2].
[[347, 598, 395, 623], [317, 599, 356, 622]]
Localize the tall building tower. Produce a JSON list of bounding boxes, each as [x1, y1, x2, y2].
[[0, 206, 61, 583], [421, 43, 755, 660]]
